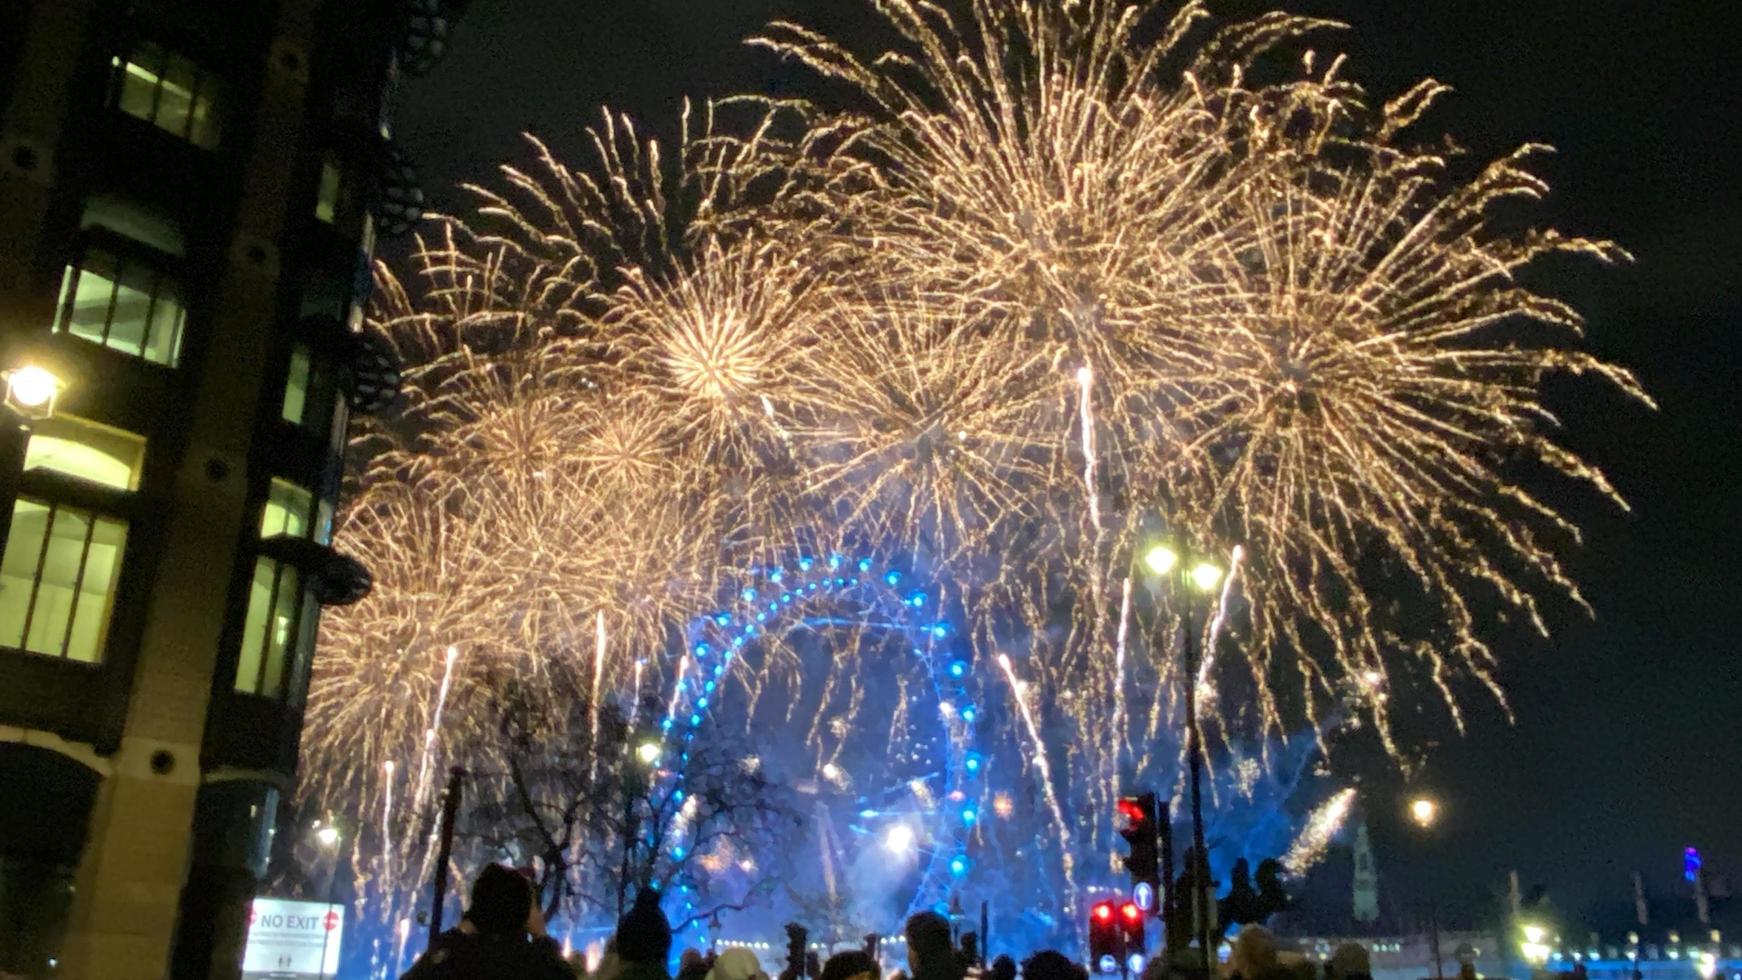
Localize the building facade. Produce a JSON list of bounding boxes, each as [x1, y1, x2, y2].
[[0, 2, 458, 977]]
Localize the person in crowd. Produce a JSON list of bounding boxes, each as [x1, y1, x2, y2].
[[615, 888, 676, 980], [821, 949, 880, 980], [905, 912, 964, 980], [710, 947, 772, 980], [990, 953, 1018, 980], [399, 863, 573, 979], [679, 949, 712, 980], [1327, 943, 1371, 980], [1227, 925, 1290, 980], [1021, 949, 1087, 980]]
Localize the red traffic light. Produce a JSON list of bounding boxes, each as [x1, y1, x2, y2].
[[1092, 901, 1115, 923], [1115, 798, 1148, 832], [1121, 902, 1141, 923]]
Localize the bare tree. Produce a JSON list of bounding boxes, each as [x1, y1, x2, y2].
[[461, 685, 800, 931]]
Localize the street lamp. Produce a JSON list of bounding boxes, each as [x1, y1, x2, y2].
[[3, 364, 64, 419], [312, 821, 343, 980], [1409, 796, 1444, 980], [1410, 797, 1439, 830], [1139, 534, 1223, 974]]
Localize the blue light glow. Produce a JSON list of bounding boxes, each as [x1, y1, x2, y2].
[[932, 624, 948, 638], [741, 588, 757, 602], [961, 807, 977, 826], [694, 643, 710, 657], [689, 714, 701, 726], [661, 719, 674, 732], [799, 557, 814, 571], [949, 660, 967, 678], [704, 681, 716, 693], [781, 593, 792, 603], [884, 570, 902, 586], [858, 558, 872, 572], [829, 554, 842, 569], [949, 854, 969, 877], [909, 592, 926, 608], [715, 614, 731, 627], [696, 698, 709, 709], [961, 706, 977, 723], [769, 569, 783, 583]]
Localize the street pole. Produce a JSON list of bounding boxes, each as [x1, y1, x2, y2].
[[1430, 894, 1444, 980], [1181, 581, 1211, 975], [428, 766, 465, 949]]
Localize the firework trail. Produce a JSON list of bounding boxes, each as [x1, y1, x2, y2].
[[997, 652, 1077, 915], [1282, 787, 1359, 875]]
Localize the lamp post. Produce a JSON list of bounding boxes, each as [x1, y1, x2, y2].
[[1410, 796, 1444, 980], [313, 821, 343, 980], [620, 737, 661, 917], [1141, 540, 1224, 975]]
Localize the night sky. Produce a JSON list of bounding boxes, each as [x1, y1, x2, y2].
[[395, 0, 1741, 926]]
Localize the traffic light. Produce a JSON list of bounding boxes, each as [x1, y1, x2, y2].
[[1119, 900, 1146, 951], [1089, 900, 1121, 975], [784, 922, 809, 979], [1117, 793, 1160, 890]]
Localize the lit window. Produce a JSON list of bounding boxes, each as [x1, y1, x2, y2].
[[281, 344, 311, 423], [261, 478, 325, 542], [111, 42, 221, 148], [234, 557, 301, 698], [0, 499, 128, 663], [315, 156, 344, 224], [54, 247, 186, 365], [24, 416, 147, 491]]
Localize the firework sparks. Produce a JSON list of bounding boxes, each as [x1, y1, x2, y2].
[[1283, 788, 1359, 875], [302, 0, 1644, 935]]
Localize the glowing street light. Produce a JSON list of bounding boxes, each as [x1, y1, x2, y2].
[[1410, 797, 1439, 829], [1188, 560, 1224, 593], [1136, 533, 1226, 975], [3, 364, 64, 419], [882, 823, 917, 856], [636, 741, 662, 766], [1410, 795, 1445, 979], [1142, 544, 1179, 576]]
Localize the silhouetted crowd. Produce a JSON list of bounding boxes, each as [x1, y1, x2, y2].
[[400, 863, 1422, 980]]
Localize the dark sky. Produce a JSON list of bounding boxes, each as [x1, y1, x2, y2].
[[396, 0, 1742, 925]]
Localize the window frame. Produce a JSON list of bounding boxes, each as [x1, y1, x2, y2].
[[0, 496, 131, 664], [52, 228, 188, 367], [109, 39, 223, 149], [233, 556, 303, 700]]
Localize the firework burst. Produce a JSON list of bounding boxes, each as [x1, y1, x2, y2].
[[303, 0, 1646, 934]]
